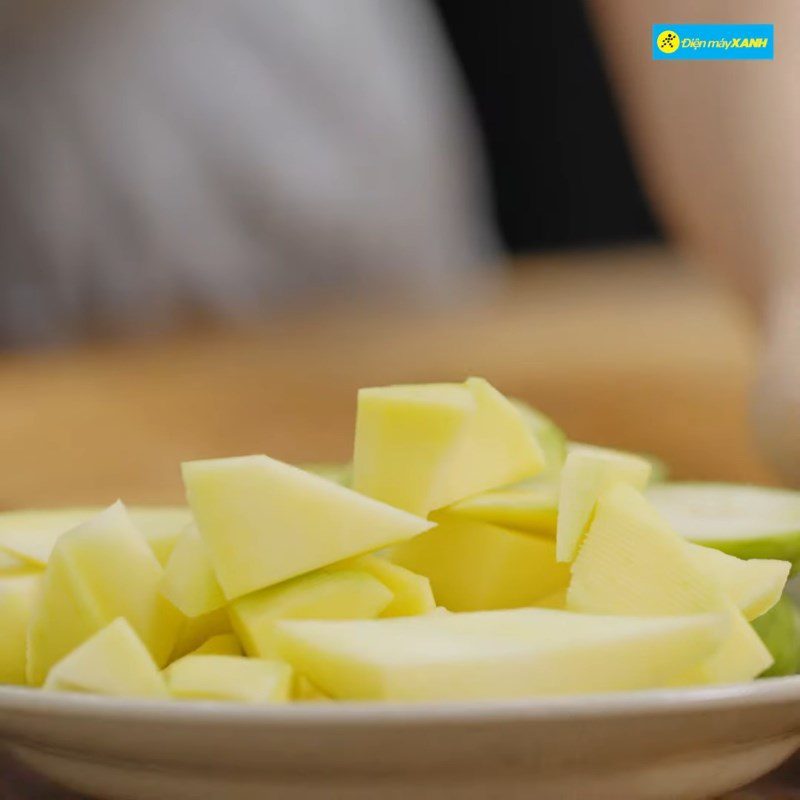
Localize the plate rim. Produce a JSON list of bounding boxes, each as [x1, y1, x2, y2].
[[2, 676, 800, 728]]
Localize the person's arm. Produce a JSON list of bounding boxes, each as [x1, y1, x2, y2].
[[591, 0, 800, 483]]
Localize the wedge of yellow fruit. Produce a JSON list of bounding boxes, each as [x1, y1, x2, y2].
[[331, 555, 435, 617], [188, 633, 243, 658], [27, 502, 183, 685], [390, 516, 570, 611], [0, 507, 190, 568], [557, 444, 652, 563], [165, 655, 292, 702], [568, 484, 773, 683], [353, 378, 543, 516], [159, 525, 225, 618], [685, 543, 790, 621], [44, 618, 168, 698], [511, 400, 567, 479], [184, 455, 433, 600], [275, 607, 726, 701], [230, 569, 393, 659], [0, 550, 39, 577], [169, 607, 232, 662], [293, 674, 331, 702], [444, 481, 558, 535], [0, 574, 41, 684]]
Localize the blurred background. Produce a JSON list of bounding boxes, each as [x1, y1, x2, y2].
[[0, 0, 789, 512]]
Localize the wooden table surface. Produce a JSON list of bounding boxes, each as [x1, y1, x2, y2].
[[0, 244, 793, 798]]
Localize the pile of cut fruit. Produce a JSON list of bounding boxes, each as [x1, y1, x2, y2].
[[2, 377, 800, 703]]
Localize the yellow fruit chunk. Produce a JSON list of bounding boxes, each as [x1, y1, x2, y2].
[[189, 633, 243, 658], [332, 555, 435, 617], [557, 444, 652, 562], [0, 574, 41, 684], [293, 674, 331, 702], [391, 516, 569, 611], [0, 550, 39, 577], [27, 502, 183, 685], [230, 570, 392, 659], [567, 484, 771, 683], [275, 607, 725, 701], [160, 525, 225, 618], [686, 543, 790, 621], [165, 655, 292, 703], [444, 481, 558, 535], [169, 607, 232, 662], [183, 455, 432, 600], [0, 507, 190, 568], [353, 378, 543, 516], [44, 618, 168, 698]]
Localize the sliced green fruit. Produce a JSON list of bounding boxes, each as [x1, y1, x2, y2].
[[229, 569, 393, 659], [443, 481, 558, 535], [568, 484, 772, 684], [165, 655, 292, 702], [752, 595, 800, 677], [183, 454, 433, 600], [44, 618, 168, 698], [390, 516, 570, 611], [353, 378, 543, 516], [332, 555, 436, 617], [511, 400, 567, 479], [275, 607, 725, 701], [159, 525, 225, 618], [556, 444, 652, 563], [0, 507, 191, 568], [0, 574, 41, 684], [686, 543, 790, 621], [27, 502, 182, 685], [647, 483, 800, 571]]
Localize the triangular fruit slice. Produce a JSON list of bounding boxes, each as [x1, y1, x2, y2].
[[391, 515, 569, 611], [567, 484, 772, 683], [557, 444, 652, 562], [183, 455, 433, 600], [685, 543, 790, 621], [0, 507, 190, 568], [27, 502, 182, 685], [443, 481, 558, 535], [353, 379, 543, 516], [165, 655, 292, 703], [332, 555, 435, 617], [230, 569, 392, 658], [275, 607, 725, 701], [159, 525, 225, 618], [44, 618, 168, 698]]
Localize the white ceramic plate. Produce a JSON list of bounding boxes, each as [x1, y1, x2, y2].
[[1, 679, 800, 800]]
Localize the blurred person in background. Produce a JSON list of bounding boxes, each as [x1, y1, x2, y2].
[[0, 0, 798, 479]]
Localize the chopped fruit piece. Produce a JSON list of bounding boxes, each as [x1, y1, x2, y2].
[[27, 502, 182, 685], [391, 516, 570, 611], [686, 544, 789, 620], [189, 634, 243, 658], [511, 400, 567, 479], [331, 555, 435, 617], [568, 484, 772, 684], [0, 574, 41, 684], [44, 618, 168, 698], [353, 378, 543, 516], [165, 655, 292, 702], [160, 525, 225, 618], [444, 481, 558, 535], [557, 444, 652, 563], [169, 607, 232, 662], [0, 507, 190, 568], [275, 608, 725, 701], [230, 570, 392, 659], [184, 455, 433, 600]]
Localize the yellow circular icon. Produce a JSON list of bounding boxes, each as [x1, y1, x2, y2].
[[657, 30, 680, 54]]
